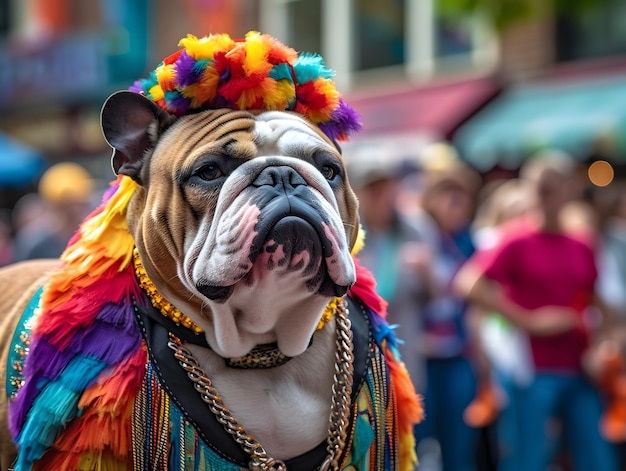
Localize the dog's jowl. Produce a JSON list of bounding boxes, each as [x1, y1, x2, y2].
[[0, 32, 422, 471]]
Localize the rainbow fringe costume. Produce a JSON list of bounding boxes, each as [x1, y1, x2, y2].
[[6, 31, 422, 471]]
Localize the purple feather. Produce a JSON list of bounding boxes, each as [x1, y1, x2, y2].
[[219, 68, 231, 84], [9, 376, 45, 438], [318, 99, 362, 140], [128, 80, 144, 94], [10, 296, 141, 438], [174, 51, 199, 88], [9, 337, 69, 436], [101, 183, 120, 203], [165, 92, 191, 115], [96, 301, 136, 325], [23, 337, 73, 380], [72, 320, 141, 363]]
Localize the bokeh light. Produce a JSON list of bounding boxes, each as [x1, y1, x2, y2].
[[587, 160, 614, 187]]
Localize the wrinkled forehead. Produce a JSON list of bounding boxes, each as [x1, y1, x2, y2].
[[253, 111, 337, 158]]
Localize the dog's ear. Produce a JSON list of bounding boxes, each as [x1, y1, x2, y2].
[[347, 196, 361, 251], [333, 140, 342, 154], [101, 91, 176, 182]]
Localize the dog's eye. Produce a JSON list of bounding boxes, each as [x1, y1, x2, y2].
[[321, 165, 337, 181], [197, 165, 223, 181]]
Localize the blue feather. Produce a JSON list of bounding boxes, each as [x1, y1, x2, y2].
[[293, 53, 335, 83]]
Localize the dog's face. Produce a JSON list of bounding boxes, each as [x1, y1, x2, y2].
[[101, 91, 359, 359]]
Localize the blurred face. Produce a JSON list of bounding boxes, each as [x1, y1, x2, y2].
[[56, 199, 92, 226], [425, 184, 474, 234], [355, 178, 397, 230], [534, 170, 572, 217]]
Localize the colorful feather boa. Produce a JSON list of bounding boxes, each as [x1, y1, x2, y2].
[[8, 175, 422, 470]]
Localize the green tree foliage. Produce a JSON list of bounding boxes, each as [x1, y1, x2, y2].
[[437, 0, 604, 30]]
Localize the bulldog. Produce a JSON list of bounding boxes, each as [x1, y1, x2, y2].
[[0, 32, 420, 471]]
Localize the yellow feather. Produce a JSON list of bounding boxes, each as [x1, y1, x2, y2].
[[179, 33, 235, 60], [351, 224, 366, 256], [263, 79, 294, 110], [76, 451, 127, 471], [148, 84, 164, 102], [399, 432, 419, 471], [64, 177, 138, 272], [155, 64, 177, 91], [181, 67, 219, 107], [243, 31, 272, 76], [259, 81, 278, 108]]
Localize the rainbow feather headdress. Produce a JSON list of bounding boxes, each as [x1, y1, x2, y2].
[[129, 31, 362, 141]]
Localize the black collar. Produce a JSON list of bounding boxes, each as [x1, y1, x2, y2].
[[133, 295, 372, 470]]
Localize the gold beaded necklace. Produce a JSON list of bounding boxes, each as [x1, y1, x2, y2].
[[133, 248, 203, 333], [132, 248, 339, 334]]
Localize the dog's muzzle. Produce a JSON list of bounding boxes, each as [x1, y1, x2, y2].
[[249, 166, 344, 290], [188, 158, 356, 304]]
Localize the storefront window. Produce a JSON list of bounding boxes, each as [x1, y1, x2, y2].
[[260, 0, 494, 84], [0, 0, 9, 37], [436, 14, 473, 58], [556, 0, 626, 62], [285, 0, 322, 55], [354, 0, 404, 70]]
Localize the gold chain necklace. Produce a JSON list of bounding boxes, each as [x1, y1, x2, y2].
[[167, 300, 354, 471]]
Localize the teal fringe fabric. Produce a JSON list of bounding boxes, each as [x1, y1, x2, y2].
[[6, 287, 43, 401], [14, 355, 107, 470]]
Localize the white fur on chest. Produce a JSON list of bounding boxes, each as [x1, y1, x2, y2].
[[186, 318, 336, 460]]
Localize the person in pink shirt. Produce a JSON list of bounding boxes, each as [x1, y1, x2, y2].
[[456, 152, 618, 471]]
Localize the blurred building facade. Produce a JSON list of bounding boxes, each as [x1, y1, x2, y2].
[[256, 0, 626, 180], [0, 0, 260, 192], [454, 1, 626, 176], [1, 0, 625, 209], [258, 0, 502, 170]]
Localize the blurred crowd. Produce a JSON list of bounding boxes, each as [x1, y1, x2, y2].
[[347, 142, 626, 471], [1, 142, 626, 471], [0, 162, 98, 265]]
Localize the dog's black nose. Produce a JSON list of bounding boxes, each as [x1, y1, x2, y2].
[[252, 166, 307, 191], [318, 279, 352, 298], [197, 284, 233, 303]]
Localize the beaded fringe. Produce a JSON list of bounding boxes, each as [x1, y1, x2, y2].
[[131, 344, 398, 470]]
